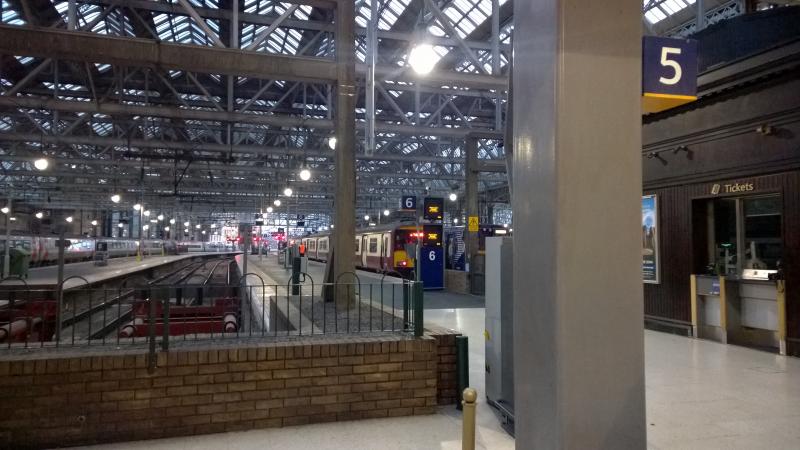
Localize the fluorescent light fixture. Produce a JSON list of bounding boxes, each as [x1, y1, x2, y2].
[[0, 207, 8, 214]]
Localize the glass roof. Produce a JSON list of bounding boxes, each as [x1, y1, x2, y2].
[[644, 0, 697, 24]]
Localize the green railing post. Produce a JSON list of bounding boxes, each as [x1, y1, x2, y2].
[[403, 281, 410, 330], [413, 281, 424, 337], [161, 292, 170, 352], [456, 335, 469, 409]]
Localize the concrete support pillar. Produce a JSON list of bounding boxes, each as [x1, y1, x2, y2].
[[332, 0, 356, 308], [512, 0, 646, 448]]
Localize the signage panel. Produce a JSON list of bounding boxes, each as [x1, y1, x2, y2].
[[642, 195, 660, 284], [468, 216, 479, 232], [401, 195, 417, 211], [423, 197, 444, 221], [642, 36, 697, 113]]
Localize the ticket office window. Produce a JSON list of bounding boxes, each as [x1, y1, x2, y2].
[[701, 194, 782, 277]]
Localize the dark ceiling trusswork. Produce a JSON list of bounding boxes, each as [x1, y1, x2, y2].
[[0, 0, 759, 224]]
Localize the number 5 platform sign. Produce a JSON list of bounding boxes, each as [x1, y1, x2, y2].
[[642, 36, 697, 114]]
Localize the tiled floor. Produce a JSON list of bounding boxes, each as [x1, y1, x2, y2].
[[70, 259, 800, 449]]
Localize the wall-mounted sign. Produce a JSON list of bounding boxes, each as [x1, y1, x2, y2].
[[423, 197, 444, 221], [400, 195, 417, 211], [468, 216, 479, 232], [642, 36, 697, 114], [711, 182, 754, 195], [642, 195, 660, 284]]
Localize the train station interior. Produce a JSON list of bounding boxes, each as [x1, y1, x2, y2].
[[1, 1, 799, 449]]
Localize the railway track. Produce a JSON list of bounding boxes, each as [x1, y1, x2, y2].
[[59, 260, 212, 342]]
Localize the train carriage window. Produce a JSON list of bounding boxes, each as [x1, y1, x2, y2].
[[368, 237, 378, 254]]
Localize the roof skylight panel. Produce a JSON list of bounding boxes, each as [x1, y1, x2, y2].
[[2, 0, 25, 25]]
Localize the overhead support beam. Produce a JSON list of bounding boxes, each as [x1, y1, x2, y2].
[[177, 0, 226, 48], [0, 26, 507, 90], [424, 0, 491, 75], [78, 0, 508, 51], [0, 96, 501, 138], [0, 132, 487, 164], [0, 25, 338, 83], [244, 4, 299, 51]]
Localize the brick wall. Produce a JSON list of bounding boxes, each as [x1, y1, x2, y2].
[[0, 336, 439, 449], [428, 327, 461, 406]]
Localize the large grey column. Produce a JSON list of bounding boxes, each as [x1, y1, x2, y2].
[[332, 0, 356, 308], [512, 1, 646, 449]]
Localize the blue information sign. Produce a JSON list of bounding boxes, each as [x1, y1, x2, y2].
[[401, 195, 417, 211], [642, 36, 698, 113]]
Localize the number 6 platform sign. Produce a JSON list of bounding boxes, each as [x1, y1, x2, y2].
[[642, 36, 697, 114]]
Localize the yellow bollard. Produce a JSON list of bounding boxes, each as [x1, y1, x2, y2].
[[462, 387, 477, 450]]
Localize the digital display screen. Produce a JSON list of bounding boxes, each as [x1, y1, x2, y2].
[[423, 197, 444, 221]]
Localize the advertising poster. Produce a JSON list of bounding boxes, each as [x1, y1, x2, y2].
[[642, 195, 659, 284]]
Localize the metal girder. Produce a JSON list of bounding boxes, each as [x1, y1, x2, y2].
[[0, 154, 475, 180], [77, 0, 509, 51], [0, 96, 500, 138], [0, 25, 338, 83], [0, 132, 487, 164]]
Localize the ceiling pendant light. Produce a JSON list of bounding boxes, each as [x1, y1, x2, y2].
[[34, 158, 49, 171], [408, 44, 437, 75]]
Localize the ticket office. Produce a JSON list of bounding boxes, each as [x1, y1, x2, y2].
[[691, 189, 786, 353]]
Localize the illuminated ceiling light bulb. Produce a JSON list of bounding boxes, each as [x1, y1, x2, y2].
[[183, 221, 190, 227], [0, 207, 8, 214], [184, 228, 189, 233], [503, 223, 509, 228], [110, 194, 121, 203], [133, 204, 141, 211], [453, 218, 459, 224], [143, 224, 149, 230], [266, 207, 273, 213], [262, 213, 268, 219], [65, 216, 73, 223], [164, 226, 170, 231], [408, 44, 437, 75], [34, 158, 49, 171], [157, 214, 164, 221], [449, 193, 458, 202], [35, 212, 44, 219], [196, 224, 201, 229], [143, 210, 151, 217], [90, 220, 98, 226], [383, 209, 390, 217], [117, 223, 124, 228], [283, 187, 293, 197], [9, 217, 16, 222], [169, 218, 176, 224], [328, 137, 337, 150], [273, 199, 281, 207], [299, 168, 311, 181], [363, 215, 370, 221], [149, 219, 157, 224], [210, 224, 216, 229], [201, 230, 206, 235]]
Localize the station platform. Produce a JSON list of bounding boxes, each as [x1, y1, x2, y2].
[[5, 252, 240, 290], [240, 253, 485, 310]]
